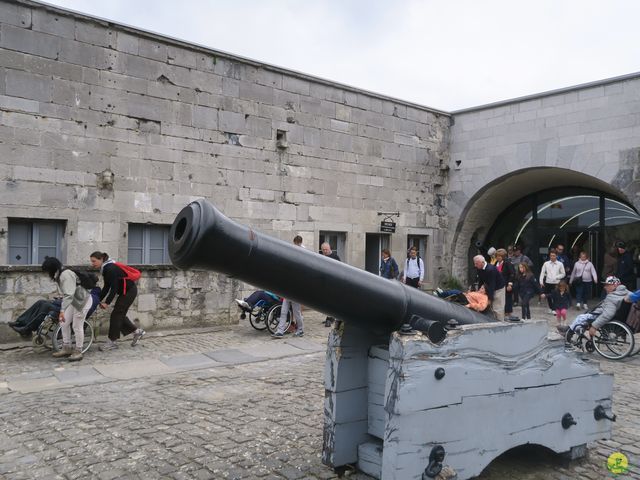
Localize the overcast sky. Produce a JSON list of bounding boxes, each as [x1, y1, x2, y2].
[[43, 0, 640, 111]]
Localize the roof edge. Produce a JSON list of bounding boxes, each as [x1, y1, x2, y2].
[[452, 71, 640, 115], [20, 0, 451, 117]]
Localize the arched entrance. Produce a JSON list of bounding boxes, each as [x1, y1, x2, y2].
[[485, 188, 640, 277], [450, 168, 640, 288]]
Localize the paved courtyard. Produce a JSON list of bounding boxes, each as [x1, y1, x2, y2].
[[0, 303, 639, 480]]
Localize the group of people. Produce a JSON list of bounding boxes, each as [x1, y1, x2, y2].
[[36, 252, 145, 361], [475, 240, 637, 325]]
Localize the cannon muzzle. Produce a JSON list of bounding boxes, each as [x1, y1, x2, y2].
[[169, 199, 494, 337]]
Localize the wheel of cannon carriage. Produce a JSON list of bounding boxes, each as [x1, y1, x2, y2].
[[593, 320, 635, 360], [248, 309, 269, 331], [52, 320, 94, 353], [266, 304, 291, 334]]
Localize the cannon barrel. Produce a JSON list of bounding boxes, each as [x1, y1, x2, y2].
[[169, 199, 495, 336]]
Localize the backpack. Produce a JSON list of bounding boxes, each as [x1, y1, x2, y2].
[[114, 262, 141, 295], [66, 268, 98, 290]]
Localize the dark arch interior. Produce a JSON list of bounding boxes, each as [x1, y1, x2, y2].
[[484, 186, 640, 289], [475, 444, 566, 479]]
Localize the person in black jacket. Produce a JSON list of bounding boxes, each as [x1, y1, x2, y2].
[[89, 251, 145, 351], [473, 255, 506, 320], [616, 241, 636, 290], [495, 248, 516, 318]]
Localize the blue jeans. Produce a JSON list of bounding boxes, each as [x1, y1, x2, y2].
[[574, 281, 592, 306], [570, 313, 596, 332]]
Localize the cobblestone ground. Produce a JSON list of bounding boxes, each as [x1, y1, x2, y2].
[[0, 305, 639, 479]]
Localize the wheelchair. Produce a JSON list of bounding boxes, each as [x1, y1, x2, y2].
[[33, 314, 94, 354], [240, 300, 292, 334], [565, 320, 635, 360]]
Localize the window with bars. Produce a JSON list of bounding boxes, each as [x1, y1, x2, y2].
[[8, 219, 65, 265], [127, 224, 170, 264]]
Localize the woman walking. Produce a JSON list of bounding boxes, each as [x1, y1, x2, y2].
[[89, 251, 145, 351], [379, 249, 399, 280], [569, 251, 597, 310], [42, 257, 92, 361]]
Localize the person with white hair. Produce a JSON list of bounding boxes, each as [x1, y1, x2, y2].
[[473, 255, 506, 320], [487, 247, 497, 265]]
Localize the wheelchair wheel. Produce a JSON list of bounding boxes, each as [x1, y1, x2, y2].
[[593, 321, 635, 360], [266, 304, 291, 334], [52, 320, 94, 354], [34, 315, 56, 350], [248, 308, 268, 331]]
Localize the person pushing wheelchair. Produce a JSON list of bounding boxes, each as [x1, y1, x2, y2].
[[560, 276, 629, 344]]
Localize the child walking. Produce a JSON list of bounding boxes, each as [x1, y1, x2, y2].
[[551, 280, 571, 326], [517, 263, 541, 320]]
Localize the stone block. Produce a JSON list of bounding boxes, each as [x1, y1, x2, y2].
[[0, 24, 60, 59], [247, 116, 271, 139], [138, 37, 168, 62], [77, 221, 102, 242], [0, 2, 32, 28], [193, 105, 218, 130], [32, 8, 75, 37], [136, 293, 156, 312], [75, 21, 114, 47], [218, 109, 246, 134], [116, 31, 138, 54], [0, 94, 39, 113], [167, 45, 197, 68], [238, 82, 273, 104]]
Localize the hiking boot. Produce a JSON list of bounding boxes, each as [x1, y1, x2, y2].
[[68, 350, 83, 362], [99, 340, 118, 351], [131, 329, 146, 347], [52, 346, 73, 358]]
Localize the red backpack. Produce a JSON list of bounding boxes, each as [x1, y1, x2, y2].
[[115, 262, 141, 294]]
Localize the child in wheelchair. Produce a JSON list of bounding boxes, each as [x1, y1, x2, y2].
[[561, 276, 629, 344], [434, 285, 489, 312]]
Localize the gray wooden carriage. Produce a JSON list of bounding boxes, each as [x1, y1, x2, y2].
[[323, 320, 614, 479]]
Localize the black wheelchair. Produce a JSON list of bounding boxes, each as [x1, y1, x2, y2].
[[238, 299, 291, 334], [565, 320, 635, 360]]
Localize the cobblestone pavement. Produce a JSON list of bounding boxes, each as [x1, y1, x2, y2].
[[1, 304, 639, 479]]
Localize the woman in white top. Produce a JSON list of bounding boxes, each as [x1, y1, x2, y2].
[[569, 251, 598, 310], [41, 257, 92, 361]]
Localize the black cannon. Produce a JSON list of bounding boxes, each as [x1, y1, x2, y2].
[[169, 199, 495, 341], [169, 199, 615, 480]]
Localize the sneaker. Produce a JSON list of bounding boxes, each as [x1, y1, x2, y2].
[[548, 309, 555, 315], [293, 331, 304, 337], [235, 299, 252, 311], [271, 332, 284, 339], [52, 346, 73, 358], [583, 304, 588, 310], [436, 287, 444, 295], [131, 329, 146, 347], [68, 350, 83, 362], [576, 303, 581, 309], [99, 340, 118, 351]]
